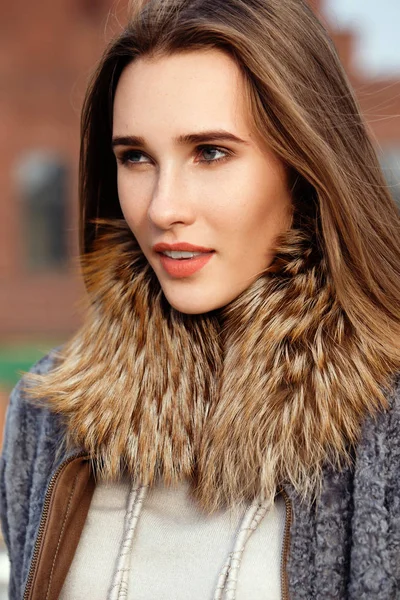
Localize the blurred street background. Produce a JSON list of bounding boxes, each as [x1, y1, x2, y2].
[[0, 0, 400, 595]]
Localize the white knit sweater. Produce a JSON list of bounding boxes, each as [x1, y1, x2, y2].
[[60, 478, 285, 599]]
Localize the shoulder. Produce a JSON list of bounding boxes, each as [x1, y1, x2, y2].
[[1, 348, 62, 462], [388, 372, 400, 412], [356, 372, 400, 462], [0, 348, 66, 487], [385, 372, 400, 454], [0, 347, 69, 502]]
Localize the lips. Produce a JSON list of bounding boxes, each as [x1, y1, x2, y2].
[[153, 242, 214, 253], [153, 242, 215, 278]]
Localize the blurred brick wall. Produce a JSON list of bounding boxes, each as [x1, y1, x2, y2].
[[0, 0, 127, 339]]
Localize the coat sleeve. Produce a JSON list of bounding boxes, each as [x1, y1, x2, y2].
[[0, 377, 31, 598], [387, 372, 400, 591], [0, 385, 15, 556], [0, 351, 58, 599]]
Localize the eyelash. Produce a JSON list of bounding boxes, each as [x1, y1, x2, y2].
[[117, 145, 231, 167]]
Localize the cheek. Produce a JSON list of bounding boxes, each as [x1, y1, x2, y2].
[[210, 166, 291, 239], [247, 163, 292, 230]]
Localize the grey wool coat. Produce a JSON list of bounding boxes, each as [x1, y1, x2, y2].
[[0, 351, 400, 599]]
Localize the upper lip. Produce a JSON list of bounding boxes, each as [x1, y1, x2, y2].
[[153, 242, 214, 253]]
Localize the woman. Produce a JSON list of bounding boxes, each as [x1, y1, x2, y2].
[[1, 0, 400, 598]]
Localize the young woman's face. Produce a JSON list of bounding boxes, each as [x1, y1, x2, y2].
[[113, 49, 292, 314]]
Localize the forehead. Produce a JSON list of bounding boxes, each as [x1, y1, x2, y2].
[[113, 49, 252, 136]]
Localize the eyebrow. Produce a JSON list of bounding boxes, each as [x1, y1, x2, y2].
[[111, 130, 250, 149]]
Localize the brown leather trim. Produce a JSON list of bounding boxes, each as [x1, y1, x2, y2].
[[29, 457, 96, 600]]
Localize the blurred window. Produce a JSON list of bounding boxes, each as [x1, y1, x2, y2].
[[76, 0, 106, 18], [380, 147, 400, 209], [14, 151, 69, 271]]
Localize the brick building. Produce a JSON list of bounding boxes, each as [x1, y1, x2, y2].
[[0, 0, 399, 341], [0, 0, 128, 340]]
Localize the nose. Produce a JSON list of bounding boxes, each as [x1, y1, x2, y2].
[[147, 164, 195, 230]]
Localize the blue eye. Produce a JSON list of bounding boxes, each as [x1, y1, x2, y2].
[[116, 144, 231, 168], [118, 150, 150, 165], [197, 145, 230, 165]]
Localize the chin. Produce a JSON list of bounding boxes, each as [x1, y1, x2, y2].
[[161, 288, 226, 315], [165, 297, 213, 315]]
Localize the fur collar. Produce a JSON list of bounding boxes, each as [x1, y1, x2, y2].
[[27, 219, 393, 512]]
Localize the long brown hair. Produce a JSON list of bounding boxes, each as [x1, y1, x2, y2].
[[80, 0, 400, 364], [24, 0, 400, 508]]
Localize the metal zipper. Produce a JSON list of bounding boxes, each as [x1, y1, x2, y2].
[[22, 451, 89, 600], [280, 488, 292, 600]]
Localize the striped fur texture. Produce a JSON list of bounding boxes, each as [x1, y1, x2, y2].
[[25, 219, 396, 513]]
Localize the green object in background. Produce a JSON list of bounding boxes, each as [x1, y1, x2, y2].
[[0, 343, 62, 390]]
